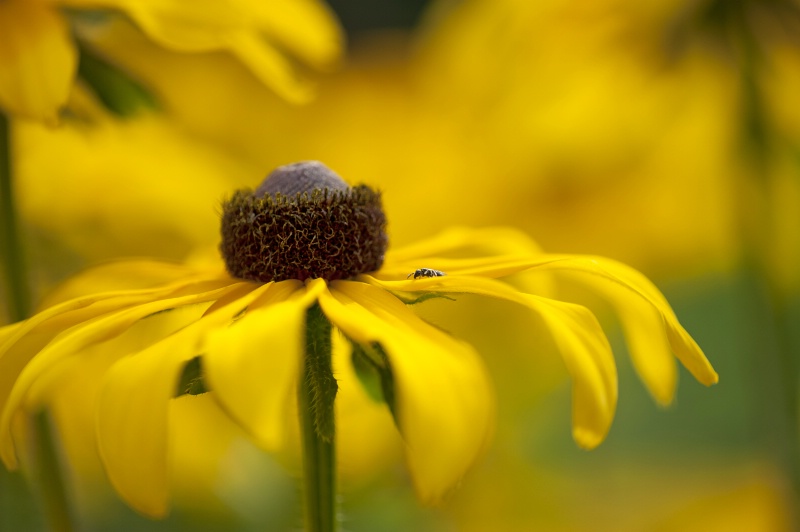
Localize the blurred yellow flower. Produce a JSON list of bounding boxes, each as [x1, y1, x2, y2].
[[0, 0, 342, 122], [52, 0, 800, 295], [15, 111, 258, 263], [0, 162, 716, 518]]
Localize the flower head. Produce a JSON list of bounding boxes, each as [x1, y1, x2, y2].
[[0, 162, 717, 516], [0, 0, 342, 121]]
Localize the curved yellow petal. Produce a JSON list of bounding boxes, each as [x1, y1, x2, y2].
[[96, 337, 189, 517], [365, 275, 618, 449], [226, 32, 315, 104], [374, 254, 532, 280], [246, 0, 343, 71], [203, 280, 310, 450], [1, 279, 219, 468], [317, 280, 494, 502], [1, 280, 247, 468], [610, 302, 676, 406], [96, 282, 268, 517], [37, 260, 207, 309], [77, 0, 340, 103], [368, 252, 718, 388], [530, 297, 617, 448], [385, 226, 543, 264], [0, 0, 76, 121], [550, 256, 718, 387], [28, 304, 210, 510], [0, 323, 22, 346], [547, 264, 678, 405]]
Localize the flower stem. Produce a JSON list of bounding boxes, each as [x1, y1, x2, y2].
[[734, 33, 800, 525], [33, 410, 76, 532], [299, 303, 338, 532], [0, 112, 31, 321]]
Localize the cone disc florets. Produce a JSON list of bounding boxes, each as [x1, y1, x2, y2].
[[220, 161, 388, 283]]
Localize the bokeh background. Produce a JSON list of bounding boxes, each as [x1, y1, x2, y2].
[[2, 0, 800, 530]]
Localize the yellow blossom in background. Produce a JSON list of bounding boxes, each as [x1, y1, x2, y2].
[[0, 0, 342, 121], [78, 0, 800, 291], [15, 112, 257, 263], [0, 163, 716, 518]]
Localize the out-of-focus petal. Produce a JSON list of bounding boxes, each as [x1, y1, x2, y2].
[[0, 0, 76, 121], [64, 0, 341, 102], [204, 280, 310, 450], [245, 0, 342, 71], [96, 282, 269, 517], [609, 302, 675, 406], [1, 275, 229, 454], [225, 32, 315, 104], [384, 226, 543, 264], [317, 280, 494, 502], [16, 114, 260, 262], [370, 274, 617, 449], [37, 260, 208, 309], [1, 280, 247, 468], [555, 256, 718, 387]]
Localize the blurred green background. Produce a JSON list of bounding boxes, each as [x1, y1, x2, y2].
[[2, 0, 800, 530]]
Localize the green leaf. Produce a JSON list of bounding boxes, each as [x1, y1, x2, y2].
[[350, 340, 397, 424], [77, 43, 159, 118], [175, 356, 209, 397]]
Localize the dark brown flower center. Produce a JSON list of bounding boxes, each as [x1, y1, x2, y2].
[[220, 161, 388, 283]]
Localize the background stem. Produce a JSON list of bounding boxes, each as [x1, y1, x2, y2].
[[32, 411, 76, 532], [0, 112, 31, 322]]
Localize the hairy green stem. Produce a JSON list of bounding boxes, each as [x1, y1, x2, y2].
[[299, 303, 338, 532], [0, 112, 31, 321]]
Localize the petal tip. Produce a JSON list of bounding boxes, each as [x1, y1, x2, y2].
[[573, 428, 605, 450]]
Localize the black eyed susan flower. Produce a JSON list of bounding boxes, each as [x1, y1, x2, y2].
[[0, 161, 717, 520]]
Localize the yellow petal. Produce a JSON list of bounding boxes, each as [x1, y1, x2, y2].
[[1, 279, 214, 467], [96, 282, 269, 517], [371, 275, 617, 449], [0, 323, 22, 346], [368, 252, 718, 388], [610, 302, 676, 406], [1, 279, 247, 468], [245, 0, 343, 71], [37, 260, 206, 309], [226, 32, 315, 104], [203, 280, 309, 450], [0, 0, 76, 121], [318, 280, 494, 502], [530, 297, 617, 448], [16, 115, 260, 262], [75, 0, 341, 103], [385, 226, 543, 264], [29, 304, 210, 510], [554, 256, 718, 387], [95, 332, 194, 518]]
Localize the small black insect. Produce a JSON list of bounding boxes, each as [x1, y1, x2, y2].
[[407, 268, 447, 279]]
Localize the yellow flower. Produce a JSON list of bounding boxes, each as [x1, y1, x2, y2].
[[15, 112, 259, 264], [0, 0, 342, 121], [0, 162, 717, 517]]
